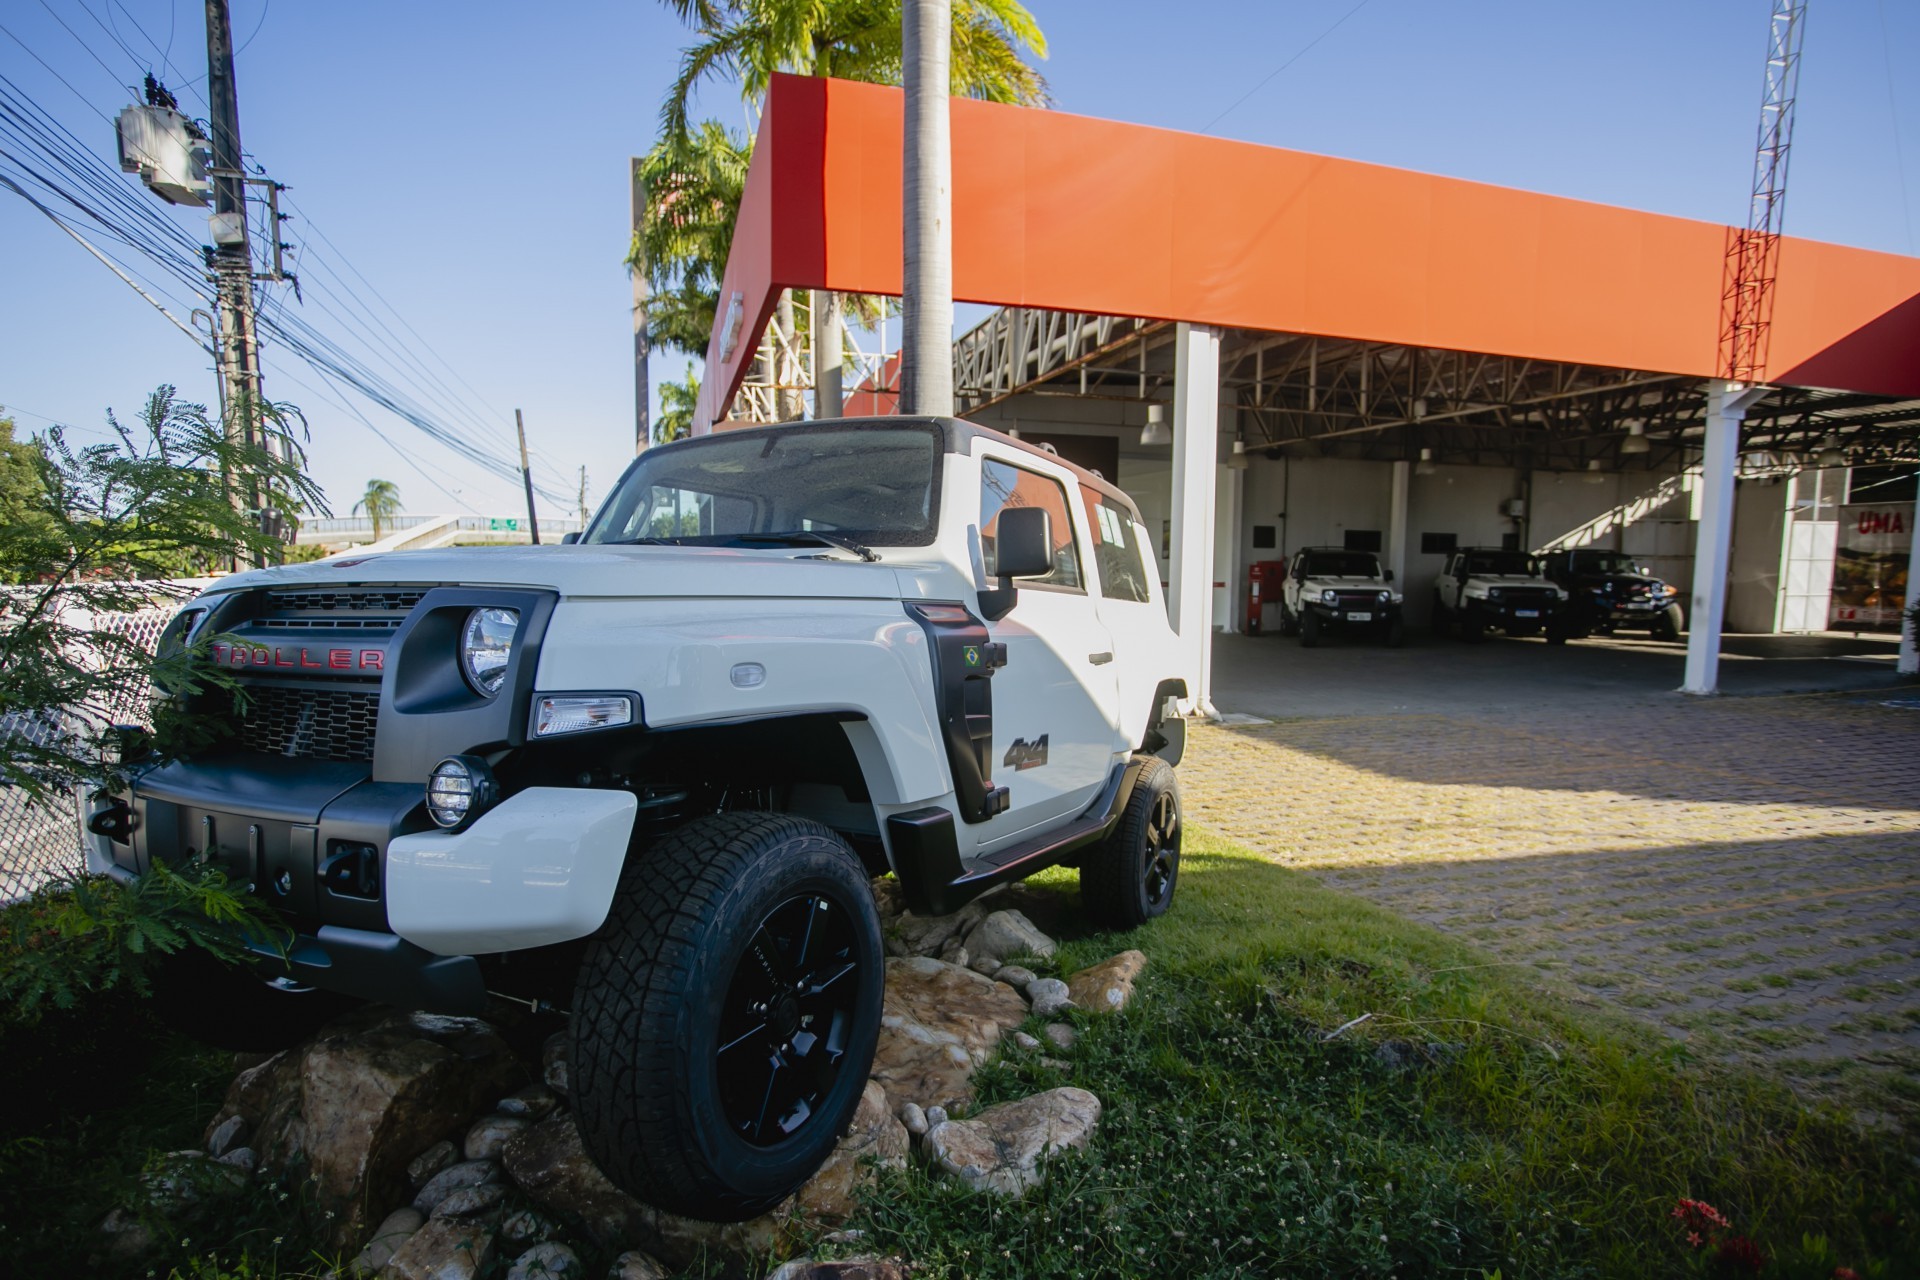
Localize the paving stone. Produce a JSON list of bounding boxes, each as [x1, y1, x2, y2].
[[1179, 692, 1920, 1100]]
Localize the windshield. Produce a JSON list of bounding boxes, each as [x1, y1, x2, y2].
[[585, 423, 942, 549], [1301, 551, 1381, 578], [1570, 550, 1641, 575], [1464, 551, 1540, 576]]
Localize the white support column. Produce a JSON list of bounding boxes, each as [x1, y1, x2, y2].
[[1169, 322, 1222, 717], [1900, 483, 1920, 676], [1682, 381, 1770, 695], [1386, 460, 1410, 587], [1220, 463, 1246, 634]]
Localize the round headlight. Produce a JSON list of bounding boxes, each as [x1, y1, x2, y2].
[[427, 754, 498, 830], [1488, 587, 1505, 601], [461, 607, 519, 696], [1377, 590, 1391, 604], [1321, 588, 1338, 604]]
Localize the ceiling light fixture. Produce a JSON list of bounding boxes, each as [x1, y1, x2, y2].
[[1139, 403, 1170, 447], [1585, 458, 1607, 484], [1414, 447, 1436, 476], [1814, 434, 1846, 469], [1620, 421, 1650, 455]]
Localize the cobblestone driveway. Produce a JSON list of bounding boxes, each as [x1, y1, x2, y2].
[[1180, 691, 1920, 1091]]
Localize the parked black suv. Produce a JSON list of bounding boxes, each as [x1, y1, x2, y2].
[[1538, 548, 1684, 640]]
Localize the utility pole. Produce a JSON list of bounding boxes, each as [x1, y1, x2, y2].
[[515, 409, 541, 545], [204, 0, 262, 453], [630, 157, 651, 451], [900, 0, 954, 417], [577, 465, 589, 526]]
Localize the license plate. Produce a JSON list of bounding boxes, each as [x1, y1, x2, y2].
[[1515, 609, 1539, 618], [1346, 611, 1372, 622], [1626, 602, 1652, 609]]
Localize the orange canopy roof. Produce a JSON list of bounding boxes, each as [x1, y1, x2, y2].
[[696, 73, 1920, 430]]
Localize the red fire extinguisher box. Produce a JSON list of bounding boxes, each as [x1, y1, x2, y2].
[[1247, 560, 1287, 635]]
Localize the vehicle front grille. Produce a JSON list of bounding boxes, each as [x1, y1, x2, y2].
[[1335, 592, 1384, 608], [267, 587, 428, 614], [237, 686, 380, 762]]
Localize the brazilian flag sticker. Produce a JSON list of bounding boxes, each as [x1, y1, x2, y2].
[[963, 645, 981, 668]]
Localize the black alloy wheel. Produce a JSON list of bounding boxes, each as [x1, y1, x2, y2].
[[1081, 755, 1182, 930], [571, 811, 883, 1222], [716, 893, 861, 1147]]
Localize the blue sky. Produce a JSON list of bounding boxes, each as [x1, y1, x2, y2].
[[2, 0, 1914, 517]]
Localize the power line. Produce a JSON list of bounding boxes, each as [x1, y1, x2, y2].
[[29, 0, 138, 99], [1198, 0, 1373, 135]]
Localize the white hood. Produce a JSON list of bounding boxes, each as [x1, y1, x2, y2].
[[198, 543, 921, 602]]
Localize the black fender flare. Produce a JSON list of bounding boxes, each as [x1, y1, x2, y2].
[[1143, 678, 1188, 767]]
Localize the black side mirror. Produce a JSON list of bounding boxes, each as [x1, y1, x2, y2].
[[1383, 568, 1395, 583], [979, 507, 1052, 621], [561, 531, 581, 545], [994, 507, 1053, 579]]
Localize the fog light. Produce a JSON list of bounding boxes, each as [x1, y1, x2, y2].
[[534, 695, 634, 737], [427, 754, 498, 830]]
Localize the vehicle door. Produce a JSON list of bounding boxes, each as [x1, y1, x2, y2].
[[1439, 552, 1465, 611], [1080, 483, 1169, 753], [1283, 551, 1305, 616], [972, 448, 1121, 848]]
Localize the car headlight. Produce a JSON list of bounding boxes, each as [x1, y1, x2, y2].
[[1377, 591, 1391, 604], [427, 754, 499, 830], [461, 607, 519, 696], [1651, 581, 1670, 596], [1321, 588, 1339, 605], [1488, 587, 1505, 601]]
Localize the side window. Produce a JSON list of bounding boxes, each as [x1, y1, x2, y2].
[[1080, 487, 1151, 603], [980, 458, 1082, 590]]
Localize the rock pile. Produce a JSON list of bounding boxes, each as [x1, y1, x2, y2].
[[107, 879, 1149, 1277]]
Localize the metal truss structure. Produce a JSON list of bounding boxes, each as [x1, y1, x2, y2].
[[946, 306, 1920, 470], [1719, 0, 1807, 383]]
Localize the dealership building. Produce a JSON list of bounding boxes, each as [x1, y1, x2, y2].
[[690, 75, 1920, 709]]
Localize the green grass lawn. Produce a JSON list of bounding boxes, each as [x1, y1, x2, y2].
[[835, 833, 1919, 1280], [3, 830, 1914, 1279]]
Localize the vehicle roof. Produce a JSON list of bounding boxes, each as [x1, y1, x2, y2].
[[1296, 545, 1381, 555]]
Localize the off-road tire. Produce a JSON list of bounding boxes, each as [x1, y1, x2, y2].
[[570, 811, 884, 1222], [1080, 756, 1182, 930], [1300, 610, 1322, 648], [1652, 607, 1683, 641], [152, 948, 358, 1052], [1279, 604, 1300, 637]]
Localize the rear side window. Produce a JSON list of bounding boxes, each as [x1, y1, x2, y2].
[[980, 458, 1082, 590], [1082, 487, 1152, 603]]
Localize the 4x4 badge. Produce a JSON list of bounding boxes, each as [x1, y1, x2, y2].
[[1003, 734, 1049, 771]]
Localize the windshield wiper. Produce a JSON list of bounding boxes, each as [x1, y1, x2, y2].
[[732, 531, 879, 562], [603, 536, 681, 546]]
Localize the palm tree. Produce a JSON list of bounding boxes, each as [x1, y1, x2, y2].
[[902, 0, 951, 416], [656, 364, 702, 445], [635, 0, 1049, 419], [354, 478, 402, 540]]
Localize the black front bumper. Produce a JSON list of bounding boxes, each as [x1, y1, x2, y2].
[[1305, 601, 1402, 628], [94, 753, 488, 1013]]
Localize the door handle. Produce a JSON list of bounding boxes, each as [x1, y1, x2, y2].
[[1088, 651, 1114, 665]]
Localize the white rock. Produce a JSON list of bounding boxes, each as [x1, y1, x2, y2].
[[925, 1104, 948, 1127], [899, 1102, 928, 1135], [464, 1113, 531, 1161], [962, 909, 1056, 965], [349, 1206, 422, 1274], [1011, 1031, 1041, 1051], [969, 955, 1003, 977], [413, 1159, 499, 1215], [1026, 977, 1074, 1017], [606, 1250, 671, 1280], [1043, 1023, 1077, 1051], [431, 1181, 509, 1222], [206, 1113, 248, 1157], [926, 1087, 1102, 1196], [216, 1146, 257, 1173], [995, 965, 1037, 988], [506, 1241, 582, 1279]]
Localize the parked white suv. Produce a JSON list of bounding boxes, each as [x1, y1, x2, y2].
[[1278, 547, 1405, 647], [83, 418, 1188, 1221], [1431, 546, 1571, 642]]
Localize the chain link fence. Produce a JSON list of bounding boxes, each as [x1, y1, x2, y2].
[[1, 584, 205, 903]]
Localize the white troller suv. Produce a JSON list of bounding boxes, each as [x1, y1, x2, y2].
[[83, 418, 1188, 1221]]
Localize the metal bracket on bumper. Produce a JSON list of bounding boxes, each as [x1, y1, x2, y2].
[[247, 926, 490, 1014]]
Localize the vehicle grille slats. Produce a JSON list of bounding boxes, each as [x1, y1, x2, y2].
[[237, 686, 379, 762], [266, 587, 427, 615]]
